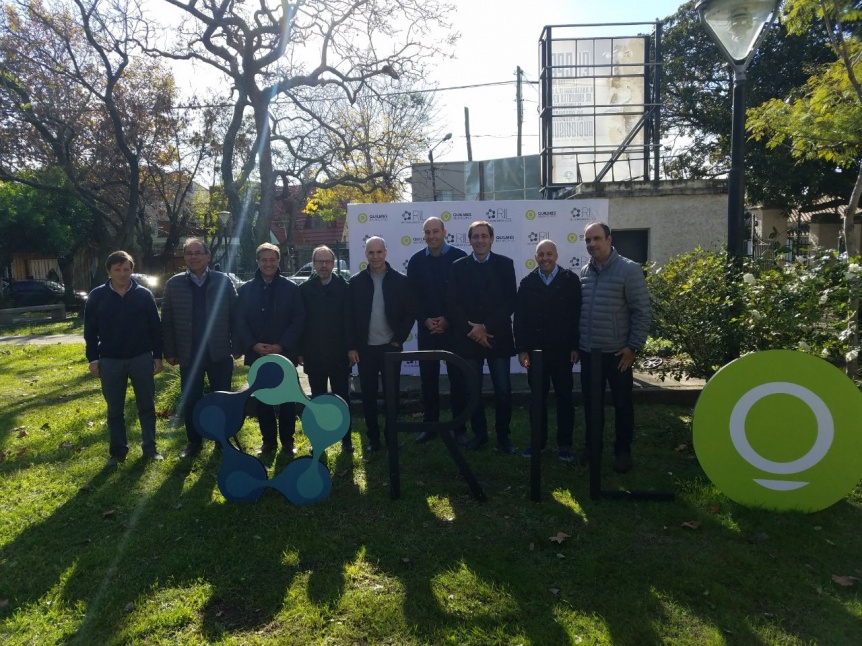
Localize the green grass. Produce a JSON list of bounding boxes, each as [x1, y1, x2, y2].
[[0, 316, 84, 337], [1, 343, 860, 645]]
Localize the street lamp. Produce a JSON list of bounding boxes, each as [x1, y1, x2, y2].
[[216, 211, 231, 269], [696, 0, 780, 259], [428, 132, 452, 202]]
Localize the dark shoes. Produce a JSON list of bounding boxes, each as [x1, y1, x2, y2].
[[465, 436, 488, 451], [105, 455, 126, 467], [613, 453, 633, 473], [455, 432, 469, 446], [415, 431, 437, 444], [144, 452, 164, 461], [180, 443, 202, 459], [365, 439, 382, 453], [521, 446, 545, 458], [496, 440, 517, 455], [255, 443, 277, 456]]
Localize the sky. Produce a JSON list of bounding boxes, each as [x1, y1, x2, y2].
[[426, 0, 689, 163]]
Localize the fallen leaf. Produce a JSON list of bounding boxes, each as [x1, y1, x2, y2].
[[123, 602, 135, 613], [682, 520, 701, 530], [60, 441, 73, 449], [674, 443, 688, 452], [215, 610, 224, 617], [16, 429, 28, 438], [549, 588, 560, 595], [16, 447, 29, 457], [40, 423, 50, 430], [11, 426, 25, 432], [87, 421, 95, 428], [402, 557, 410, 563], [79, 484, 91, 493], [825, 539, 836, 546], [709, 506, 721, 514], [101, 509, 115, 518], [831, 575, 857, 588], [75, 446, 86, 452], [549, 531, 571, 544]]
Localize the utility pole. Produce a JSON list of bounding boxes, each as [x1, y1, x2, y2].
[[464, 107, 473, 161], [516, 66, 523, 156]]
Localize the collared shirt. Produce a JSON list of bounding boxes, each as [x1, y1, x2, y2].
[[425, 242, 452, 257], [471, 250, 492, 264], [108, 280, 131, 295], [188, 268, 209, 287], [538, 264, 560, 286]]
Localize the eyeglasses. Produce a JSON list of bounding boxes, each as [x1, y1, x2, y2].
[[313, 259, 334, 265], [184, 251, 208, 257]]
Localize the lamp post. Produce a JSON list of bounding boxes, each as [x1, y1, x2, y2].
[[428, 132, 452, 201], [216, 210, 231, 269], [696, 0, 780, 259]]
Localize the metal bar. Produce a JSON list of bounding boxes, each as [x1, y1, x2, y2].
[[529, 350, 544, 502]]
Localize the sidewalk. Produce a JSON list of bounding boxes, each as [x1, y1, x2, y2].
[[0, 333, 705, 407]]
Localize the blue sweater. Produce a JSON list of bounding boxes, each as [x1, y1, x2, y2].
[[84, 279, 162, 362]]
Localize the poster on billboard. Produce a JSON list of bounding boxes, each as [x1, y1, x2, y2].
[[346, 199, 609, 375]]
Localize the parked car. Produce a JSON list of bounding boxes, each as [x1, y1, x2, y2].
[[132, 273, 163, 297], [6, 279, 70, 308], [287, 260, 350, 285]]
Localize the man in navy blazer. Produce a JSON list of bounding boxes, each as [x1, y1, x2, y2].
[[446, 221, 518, 454]]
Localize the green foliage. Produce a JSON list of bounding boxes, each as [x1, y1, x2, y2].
[[647, 247, 861, 379]]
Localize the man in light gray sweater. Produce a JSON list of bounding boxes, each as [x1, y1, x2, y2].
[[579, 222, 651, 473]]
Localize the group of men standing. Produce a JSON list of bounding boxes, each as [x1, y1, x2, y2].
[[84, 217, 650, 474]]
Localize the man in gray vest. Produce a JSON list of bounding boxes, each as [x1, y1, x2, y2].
[[579, 222, 650, 473]]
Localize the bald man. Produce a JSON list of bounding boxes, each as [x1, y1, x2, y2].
[[406, 217, 468, 444], [514, 240, 581, 462], [348, 237, 413, 452]]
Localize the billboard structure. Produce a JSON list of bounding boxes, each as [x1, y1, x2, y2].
[[539, 22, 662, 193]]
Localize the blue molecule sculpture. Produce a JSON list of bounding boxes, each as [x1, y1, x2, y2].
[[192, 355, 350, 505]]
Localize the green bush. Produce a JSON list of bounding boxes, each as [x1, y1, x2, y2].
[[647, 247, 860, 379]]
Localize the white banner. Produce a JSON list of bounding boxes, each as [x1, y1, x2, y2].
[[347, 199, 609, 374]]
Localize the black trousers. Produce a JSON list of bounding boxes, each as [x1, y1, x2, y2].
[[357, 344, 402, 442], [308, 364, 352, 445], [580, 351, 634, 456], [526, 351, 574, 449]]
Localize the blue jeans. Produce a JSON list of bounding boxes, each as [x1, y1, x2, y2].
[[180, 355, 234, 445], [99, 353, 157, 458], [466, 356, 512, 441]]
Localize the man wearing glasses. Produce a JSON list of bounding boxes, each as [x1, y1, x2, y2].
[[298, 245, 354, 453], [162, 238, 238, 458]]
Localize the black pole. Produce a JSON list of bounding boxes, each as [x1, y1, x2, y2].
[[429, 149, 437, 202], [727, 69, 746, 260], [588, 350, 603, 500], [529, 350, 544, 502]]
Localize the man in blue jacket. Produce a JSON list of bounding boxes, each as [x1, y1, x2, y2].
[[579, 222, 651, 473], [162, 238, 237, 458], [349, 237, 413, 452], [84, 250, 163, 466], [406, 217, 468, 445], [235, 243, 305, 455]]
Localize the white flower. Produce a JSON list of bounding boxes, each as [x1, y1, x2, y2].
[[821, 348, 831, 358], [848, 263, 861, 274], [846, 349, 859, 362], [750, 310, 763, 320], [838, 328, 852, 342], [798, 341, 811, 352], [819, 293, 828, 304], [742, 273, 756, 285]]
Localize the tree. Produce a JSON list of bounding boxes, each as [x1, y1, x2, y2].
[[159, 0, 454, 248], [659, 1, 857, 207], [747, 0, 862, 376]]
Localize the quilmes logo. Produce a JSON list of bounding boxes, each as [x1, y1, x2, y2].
[[525, 259, 537, 270], [570, 206, 592, 220], [448, 211, 473, 220], [359, 261, 368, 271], [693, 350, 862, 512], [402, 210, 423, 223], [485, 207, 510, 221], [495, 235, 515, 242], [401, 235, 412, 246], [527, 231, 550, 244], [525, 209, 537, 221], [535, 209, 558, 219], [368, 212, 389, 222], [566, 232, 580, 244], [357, 212, 369, 224], [440, 211, 452, 222]]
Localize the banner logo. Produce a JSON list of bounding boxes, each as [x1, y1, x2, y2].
[[693, 350, 862, 512], [567, 233, 579, 243], [441, 211, 452, 222], [485, 208, 510, 221], [525, 209, 537, 221], [357, 213, 368, 223], [401, 210, 423, 223], [527, 231, 550, 244], [401, 235, 412, 246], [359, 261, 368, 271], [570, 206, 592, 220], [525, 259, 536, 270], [569, 257, 582, 269]]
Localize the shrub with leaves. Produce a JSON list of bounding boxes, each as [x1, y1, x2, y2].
[[647, 247, 860, 380]]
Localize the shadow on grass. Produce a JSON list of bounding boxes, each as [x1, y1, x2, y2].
[[1, 409, 861, 644]]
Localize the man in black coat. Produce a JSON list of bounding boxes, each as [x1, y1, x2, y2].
[[235, 243, 305, 455], [514, 239, 581, 462], [348, 236, 413, 452], [446, 221, 518, 454], [298, 245, 353, 453]]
